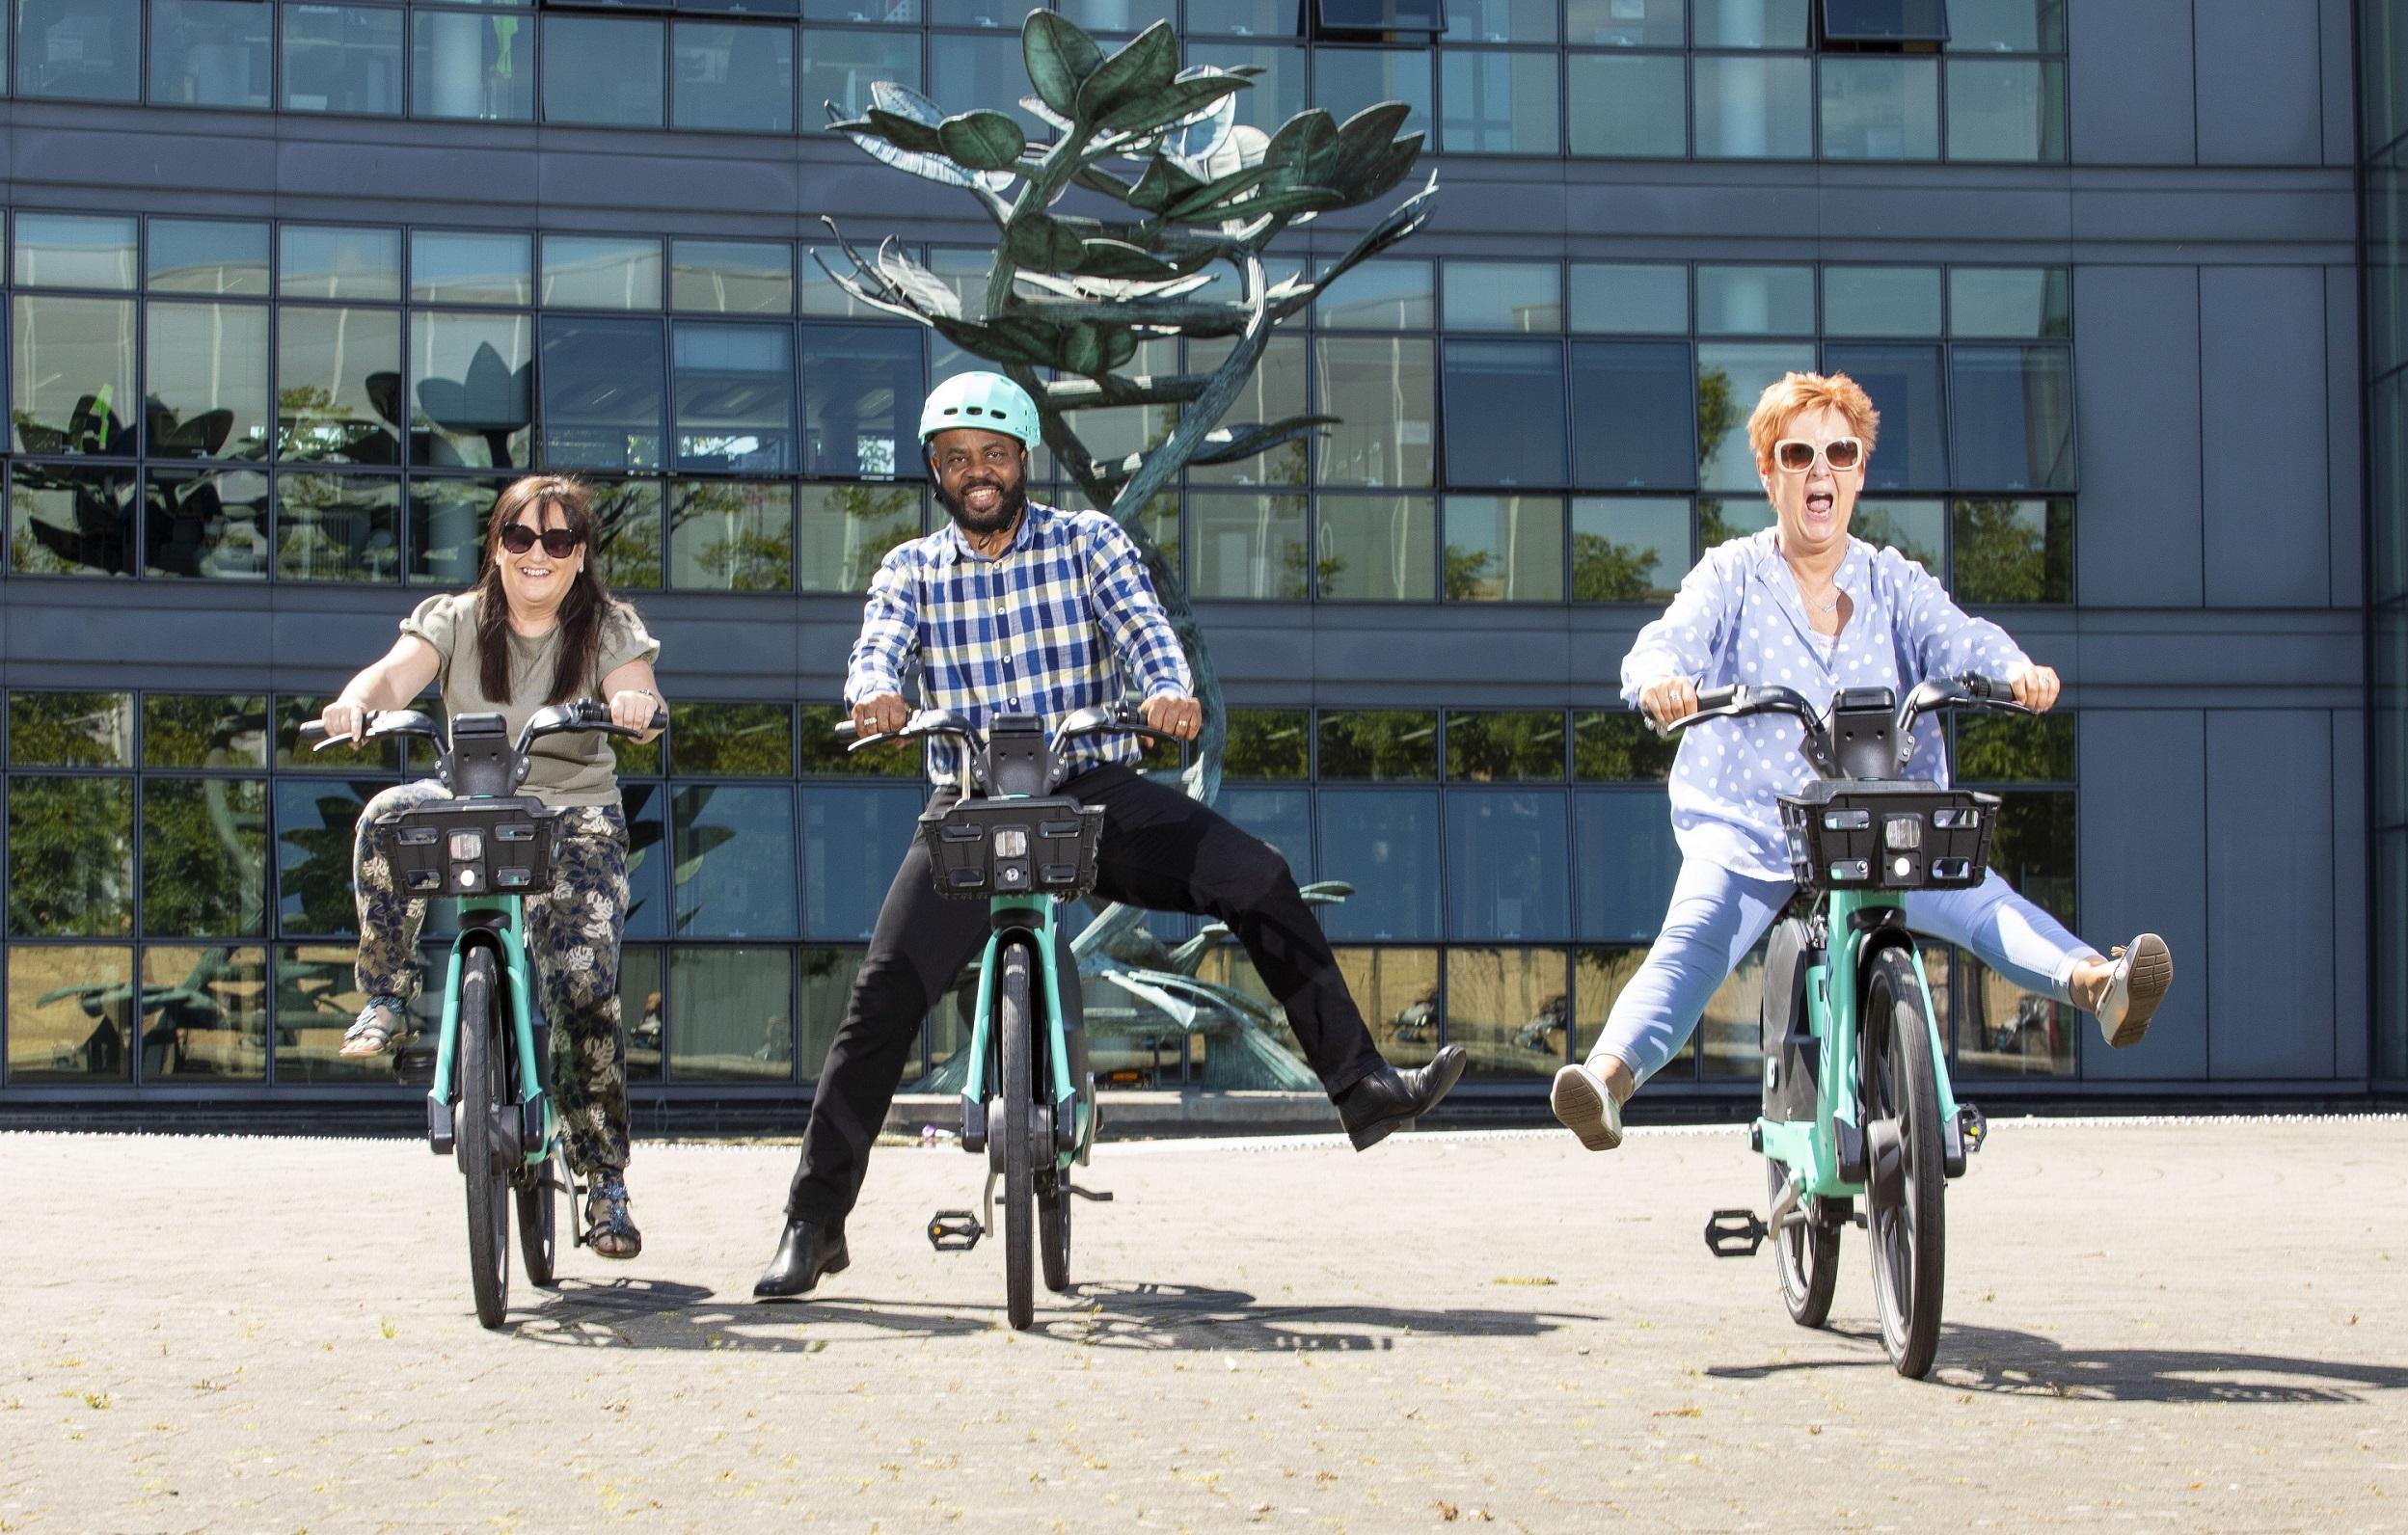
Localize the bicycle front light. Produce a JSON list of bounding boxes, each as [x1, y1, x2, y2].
[[1882, 816, 1922, 851]]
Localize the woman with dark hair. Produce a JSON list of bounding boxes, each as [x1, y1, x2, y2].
[[318, 474, 665, 1257]]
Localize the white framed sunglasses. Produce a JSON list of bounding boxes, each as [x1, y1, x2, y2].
[[1773, 436, 1865, 473]]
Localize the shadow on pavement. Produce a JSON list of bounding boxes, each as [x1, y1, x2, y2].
[[506, 1277, 1597, 1355], [1707, 1321, 2408, 1404]]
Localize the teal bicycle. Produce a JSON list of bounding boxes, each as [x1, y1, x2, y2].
[[838, 701, 1172, 1331], [303, 700, 662, 1330], [1666, 676, 2028, 1379]]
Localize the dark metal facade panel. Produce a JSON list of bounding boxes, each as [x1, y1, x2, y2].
[[2328, 264, 2367, 607], [2323, 0, 2364, 168], [2195, 0, 2328, 168], [2333, 708, 2372, 1079], [2202, 265, 2332, 606], [2070, 0, 2199, 167], [2079, 709, 2210, 1082], [2205, 707, 2338, 1080], [2075, 265, 2205, 608]]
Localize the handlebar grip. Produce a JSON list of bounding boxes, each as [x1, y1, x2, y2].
[[1960, 673, 2014, 703], [833, 720, 859, 742], [1693, 684, 1739, 712], [297, 721, 329, 743]]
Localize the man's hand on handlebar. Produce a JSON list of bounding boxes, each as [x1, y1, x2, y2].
[[851, 693, 910, 740], [1637, 675, 1701, 729], [2005, 662, 2060, 714], [319, 698, 370, 744], [1141, 692, 1203, 742]]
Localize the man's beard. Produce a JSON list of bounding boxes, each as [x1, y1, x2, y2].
[[936, 474, 1030, 538]]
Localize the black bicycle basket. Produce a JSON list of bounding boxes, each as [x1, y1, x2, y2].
[[375, 797, 562, 898], [1778, 779, 1998, 893], [918, 796, 1106, 901]]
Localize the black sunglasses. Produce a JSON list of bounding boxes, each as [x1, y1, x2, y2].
[[498, 524, 584, 558]]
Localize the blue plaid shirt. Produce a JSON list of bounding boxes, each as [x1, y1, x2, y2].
[[845, 502, 1193, 785]]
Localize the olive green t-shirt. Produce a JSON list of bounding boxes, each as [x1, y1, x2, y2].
[[400, 592, 660, 808]]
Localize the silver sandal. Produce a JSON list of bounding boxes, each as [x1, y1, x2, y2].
[[338, 1000, 406, 1058]]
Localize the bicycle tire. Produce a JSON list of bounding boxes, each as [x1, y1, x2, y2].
[[1860, 946, 1946, 1379], [458, 947, 512, 1331], [998, 944, 1037, 1332], [1768, 1158, 1839, 1329], [517, 1145, 559, 1288]]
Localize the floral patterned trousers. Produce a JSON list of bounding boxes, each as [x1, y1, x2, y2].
[[353, 781, 634, 1176]]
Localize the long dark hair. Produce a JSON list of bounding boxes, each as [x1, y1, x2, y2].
[[472, 474, 616, 707]]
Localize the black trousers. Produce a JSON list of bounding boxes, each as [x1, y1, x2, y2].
[[785, 765, 1388, 1223]]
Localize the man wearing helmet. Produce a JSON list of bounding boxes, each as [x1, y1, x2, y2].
[[756, 372, 1468, 1298]]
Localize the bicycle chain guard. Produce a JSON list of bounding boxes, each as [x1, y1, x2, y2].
[[927, 1210, 982, 1252]]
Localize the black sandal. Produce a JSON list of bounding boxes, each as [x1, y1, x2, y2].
[[584, 1176, 642, 1260]]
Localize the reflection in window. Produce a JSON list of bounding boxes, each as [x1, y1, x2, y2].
[[1824, 344, 1946, 491], [1824, 266, 1943, 337], [14, 214, 138, 290], [543, 236, 664, 311], [140, 945, 271, 1081], [1444, 494, 1563, 602], [1950, 498, 2070, 603], [1312, 46, 1433, 140], [146, 468, 270, 579], [8, 776, 135, 936], [406, 474, 508, 585], [1446, 712, 1564, 782], [8, 464, 138, 578], [1316, 337, 1435, 487], [1316, 259, 1435, 331], [1949, 267, 2070, 338], [282, 3, 404, 116], [1440, 49, 1558, 155], [1442, 340, 1565, 488], [1220, 787, 1312, 879], [670, 480, 793, 591], [12, 296, 138, 456], [1574, 711, 1677, 781], [932, 33, 1051, 137], [1849, 498, 1946, 571], [1820, 56, 1938, 160], [1317, 791, 1443, 940], [1695, 0, 1807, 45], [1948, 345, 2073, 491], [622, 943, 663, 1079], [668, 947, 793, 1082], [17, 0, 141, 101], [5, 945, 136, 1082], [1571, 496, 1687, 603], [1693, 55, 1812, 158], [1699, 941, 1768, 1079], [1448, 947, 1571, 1077], [1188, 336, 1308, 486], [413, 8, 532, 121], [1571, 340, 1696, 489], [1335, 946, 1443, 1067], [142, 778, 269, 936], [411, 231, 531, 308], [1574, 788, 1680, 941], [278, 307, 402, 463], [1696, 341, 1815, 491], [1189, 491, 1311, 600], [797, 705, 921, 778], [539, 316, 666, 471], [274, 941, 390, 1083], [1566, 52, 1684, 156], [798, 948, 864, 1080], [1569, 944, 1646, 1060], [589, 477, 664, 590], [410, 310, 532, 469], [278, 473, 401, 582], [1314, 495, 1435, 600], [619, 784, 668, 939], [674, 323, 796, 472], [798, 26, 920, 120], [672, 703, 795, 777], [800, 325, 920, 478], [542, 14, 664, 127], [1566, 0, 1681, 44], [798, 483, 919, 593], [803, 784, 925, 939], [671, 784, 798, 937], [151, 0, 273, 110], [12, 691, 137, 768], [673, 21, 795, 132], [272, 778, 388, 933], [672, 240, 795, 316], [147, 301, 272, 459], [1697, 265, 1814, 336], [279, 226, 402, 302], [1569, 264, 1688, 335], [144, 693, 270, 769], [1946, 59, 2066, 163], [1447, 792, 1570, 939]]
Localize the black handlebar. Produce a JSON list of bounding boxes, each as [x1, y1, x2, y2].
[[300, 701, 666, 756], [1652, 673, 2034, 777], [836, 699, 1178, 755]]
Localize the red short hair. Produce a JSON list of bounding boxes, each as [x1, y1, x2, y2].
[[1746, 372, 1880, 476]]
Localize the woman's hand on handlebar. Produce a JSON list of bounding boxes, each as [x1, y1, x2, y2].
[[319, 698, 369, 744], [851, 693, 910, 739], [607, 687, 662, 736], [1638, 675, 1701, 729], [2005, 662, 2060, 714]]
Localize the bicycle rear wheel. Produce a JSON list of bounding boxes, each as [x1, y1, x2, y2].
[[457, 948, 512, 1330], [998, 944, 1037, 1332], [1860, 946, 1946, 1379], [1768, 1159, 1840, 1329]]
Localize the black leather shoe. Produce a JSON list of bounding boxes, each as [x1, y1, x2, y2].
[[752, 1217, 850, 1301], [1336, 1044, 1468, 1151]]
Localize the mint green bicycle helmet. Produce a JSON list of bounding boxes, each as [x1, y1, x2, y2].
[[919, 371, 1041, 449]]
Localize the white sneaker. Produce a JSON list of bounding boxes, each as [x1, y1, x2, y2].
[[2095, 933, 2172, 1050], [1551, 1063, 1624, 1152]]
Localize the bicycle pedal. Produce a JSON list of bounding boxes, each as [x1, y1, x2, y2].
[[1957, 1102, 1989, 1153], [1703, 1207, 1768, 1258], [393, 1036, 437, 1089], [1067, 1182, 1114, 1203], [927, 1210, 983, 1252]]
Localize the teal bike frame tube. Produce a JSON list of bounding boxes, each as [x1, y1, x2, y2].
[[960, 899, 1081, 1164], [425, 901, 553, 1165]]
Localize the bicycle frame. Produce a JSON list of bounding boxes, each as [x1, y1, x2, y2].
[[423, 895, 554, 1170], [956, 896, 1093, 1170]]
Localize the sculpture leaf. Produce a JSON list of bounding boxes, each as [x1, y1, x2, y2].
[[1074, 21, 1178, 125], [863, 107, 945, 154], [1073, 239, 1181, 282], [1262, 109, 1339, 190], [1003, 212, 1096, 273], [1023, 11, 1102, 119], [1096, 69, 1252, 136], [1126, 155, 1207, 213], [938, 110, 1028, 172]]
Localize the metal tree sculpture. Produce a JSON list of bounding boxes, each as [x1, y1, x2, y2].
[[817, 9, 1436, 816]]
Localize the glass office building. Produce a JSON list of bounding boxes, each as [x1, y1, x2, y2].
[[0, 0, 2389, 1119]]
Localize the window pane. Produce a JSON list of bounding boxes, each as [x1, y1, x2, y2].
[[674, 322, 796, 472], [539, 316, 666, 471], [1570, 340, 1695, 489], [142, 778, 269, 937], [1694, 0, 1803, 44], [673, 21, 794, 131], [800, 324, 920, 478], [277, 305, 402, 463], [1566, 51, 1684, 155], [138, 944, 271, 1080], [1946, 0, 2063, 52], [1440, 48, 1558, 155], [1948, 345, 2073, 491], [1823, 343, 1946, 491], [1315, 495, 1436, 599], [1698, 940, 1767, 1079], [1571, 495, 1688, 602], [798, 482, 919, 592], [1848, 497, 1944, 569], [1448, 793, 1570, 938], [278, 472, 401, 581], [798, 26, 918, 120], [271, 941, 385, 1083], [149, 219, 269, 297], [1451, 0, 1556, 42], [6, 945, 135, 1082], [17, 0, 140, 100], [8, 464, 137, 577], [1573, 713, 1676, 779], [1945, 58, 2065, 163], [1318, 709, 1439, 780], [8, 775, 133, 936], [271, 778, 382, 932], [1956, 711, 2071, 783], [1329, 945, 1440, 1066], [1951, 497, 2070, 603], [1824, 265, 1941, 337], [1697, 264, 1813, 336], [1442, 340, 1564, 488], [151, 0, 273, 108], [411, 231, 531, 307], [1948, 266, 2070, 338], [797, 705, 919, 777], [543, 14, 663, 126], [930, 33, 1050, 138], [1188, 335, 1309, 486], [1820, 55, 1936, 160], [1189, 490, 1312, 599], [1984, 789, 2073, 927], [1565, 0, 1682, 44], [620, 783, 668, 938], [1568, 263, 1688, 335], [145, 693, 269, 769], [669, 479, 794, 589], [1315, 337, 1434, 486], [1315, 791, 1443, 939], [409, 310, 533, 469], [273, 696, 396, 773], [146, 467, 270, 579], [1693, 55, 1812, 158], [672, 239, 794, 316], [1443, 262, 1560, 333], [279, 226, 401, 302], [1958, 947, 2072, 1077], [1224, 712, 1310, 780], [672, 785, 798, 937], [12, 296, 137, 456], [282, 4, 404, 116], [543, 236, 663, 311], [8, 691, 134, 767], [588, 475, 663, 590], [1189, 41, 1305, 133], [406, 474, 507, 583], [13, 214, 137, 290], [1187, 0, 1283, 34], [667, 946, 793, 1082], [412, 8, 533, 121], [1444, 494, 1562, 601], [1695, 341, 1813, 491], [802, 784, 923, 939], [1316, 258, 1434, 331], [1056, 0, 1175, 33], [672, 702, 794, 776], [1446, 711, 1563, 780], [147, 301, 271, 460], [1313, 47, 1433, 141], [1447, 946, 1569, 1076]]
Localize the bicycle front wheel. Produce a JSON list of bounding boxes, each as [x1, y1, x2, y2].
[[1860, 946, 1945, 1379], [457, 947, 512, 1330], [997, 943, 1037, 1332]]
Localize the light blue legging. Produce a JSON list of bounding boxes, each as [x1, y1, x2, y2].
[[1589, 858, 2098, 1088]]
